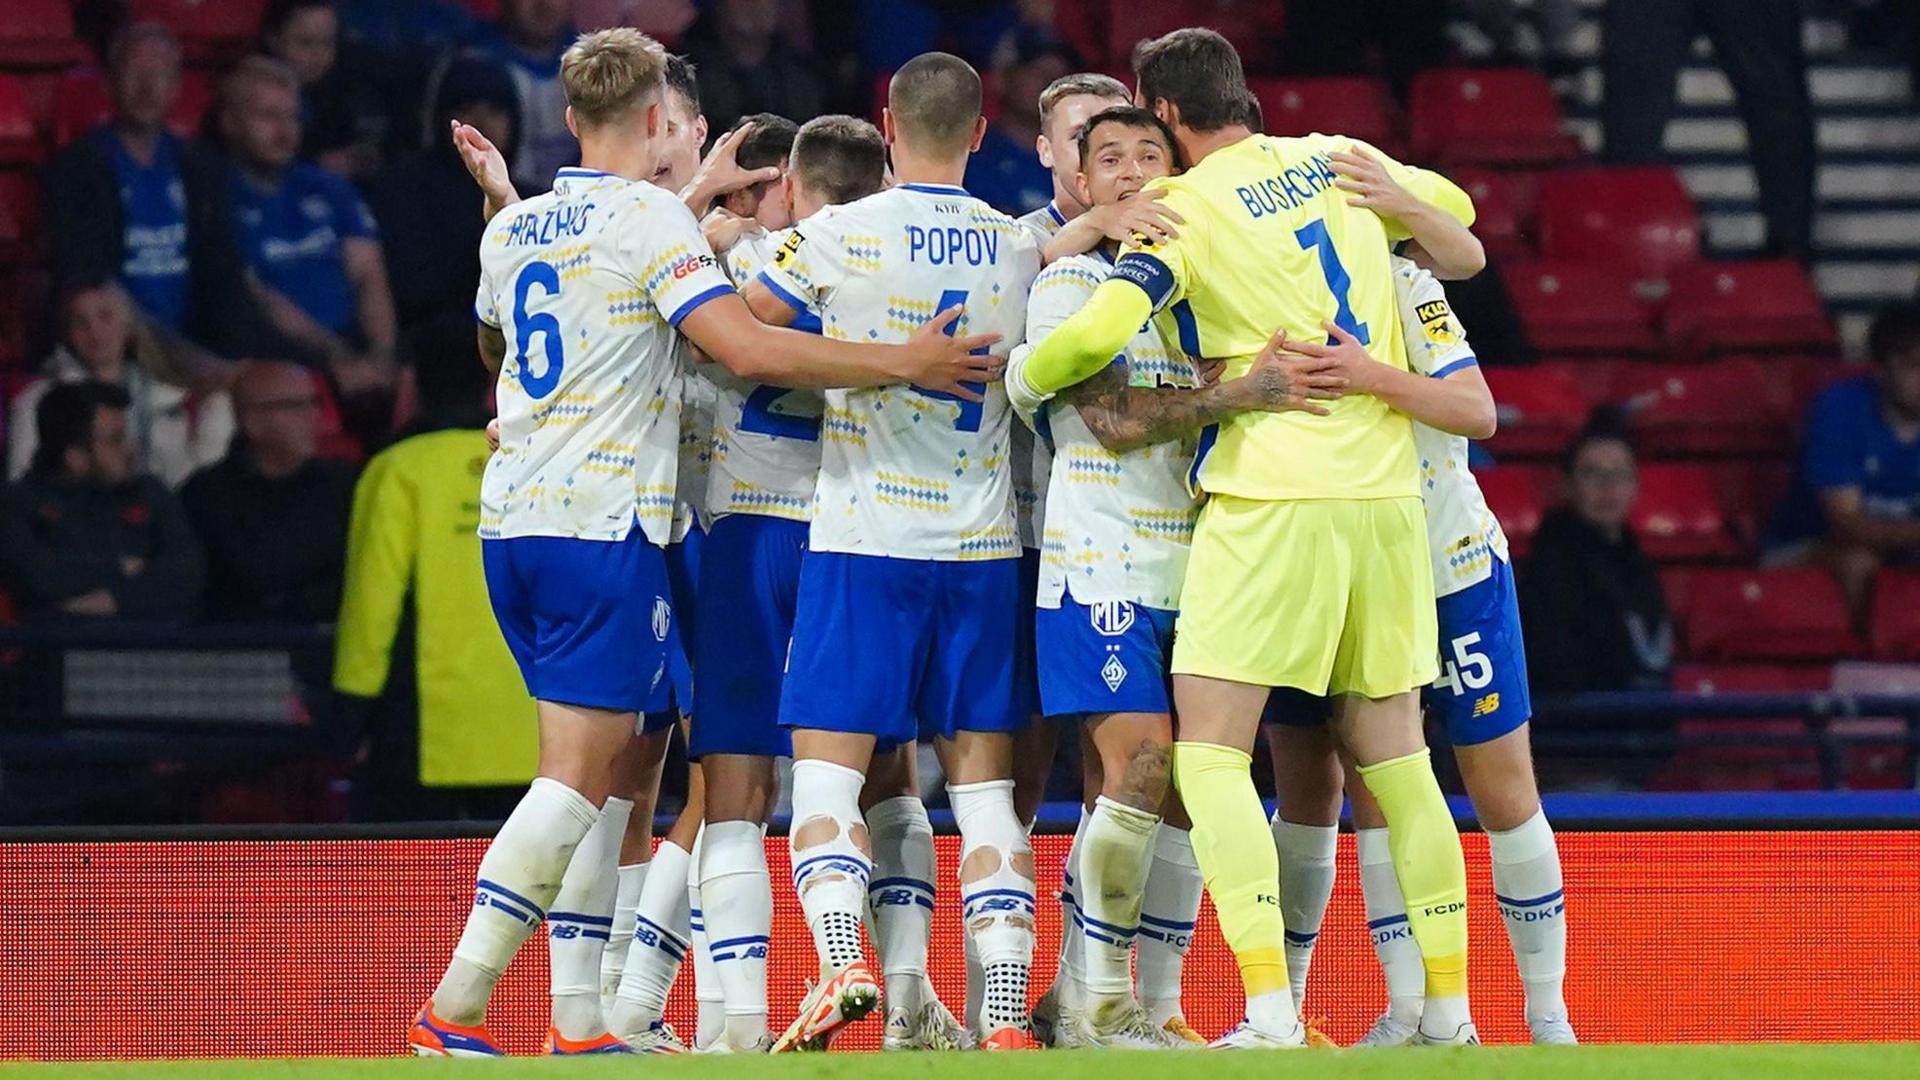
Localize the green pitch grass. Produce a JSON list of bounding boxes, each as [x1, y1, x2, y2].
[[5, 1046, 1919, 1080]]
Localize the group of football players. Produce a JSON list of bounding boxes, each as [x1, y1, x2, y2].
[[403, 22, 1575, 1058]]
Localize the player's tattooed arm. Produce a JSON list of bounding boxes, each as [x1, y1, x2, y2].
[[1067, 333, 1347, 453]]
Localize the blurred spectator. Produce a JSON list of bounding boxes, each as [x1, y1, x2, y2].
[[221, 57, 398, 391], [369, 57, 518, 334], [334, 0, 479, 62], [181, 362, 356, 623], [0, 383, 205, 622], [8, 280, 233, 489], [1520, 420, 1675, 693], [855, 0, 1016, 76], [964, 42, 1071, 215], [335, 315, 535, 818], [987, 0, 1072, 71], [1603, 0, 1815, 261], [43, 22, 267, 359], [469, 0, 578, 192], [681, 0, 825, 132], [573, 0, 699, 42], [1766, 303, 1920, 619], [260, 0, 385, 179]]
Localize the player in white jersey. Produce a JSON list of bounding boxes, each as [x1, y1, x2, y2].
[[414, 30, 1005, 1059], [453, 61, 807, 1054], [1257, 165, 1574, 1047], [1008, 105, 1346, 1051], [736, 53, 1044, 1052]]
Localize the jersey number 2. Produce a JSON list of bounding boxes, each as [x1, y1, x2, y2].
[[906, 288, 984, 432], [512, 261, 565, 400], [1293, 219, 1370, 346]]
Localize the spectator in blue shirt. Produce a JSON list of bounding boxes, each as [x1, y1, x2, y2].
[[468, 0, 577, 193], [220, 56, 397, 395], [1768, 302, 1920, 619], [963, 41, 1071, 216], [42, 22, 268, 359]]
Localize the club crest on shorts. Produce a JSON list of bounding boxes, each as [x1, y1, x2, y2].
[[1102, 653, 1128, 692], [652, 597, 671, 641], [1089, 600, 1135, 637]]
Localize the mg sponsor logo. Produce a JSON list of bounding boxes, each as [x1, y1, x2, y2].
[[1089, 601, 1135, 637]]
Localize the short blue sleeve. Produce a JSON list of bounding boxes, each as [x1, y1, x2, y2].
[[1803, 379, 1871, 492]]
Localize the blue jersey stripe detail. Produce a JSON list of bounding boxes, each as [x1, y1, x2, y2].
[[1430, 354, 1479, 380], [899, 182, 970, 196], [666, 283, 736, 328], [1169, 299, 1200, 355], [756, 269, 810, 313], [1188, 423, 1219, 490]]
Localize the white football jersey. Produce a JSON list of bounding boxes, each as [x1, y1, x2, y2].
[[757, 182, 1041, 561], [705, 227, 823, 522], [1011, 202, 1070, 548], [476, 168, 735, 544], [1009, 251, 1200, 610], [672, 356, 717, 538], [1395, 256, 1510, 598]]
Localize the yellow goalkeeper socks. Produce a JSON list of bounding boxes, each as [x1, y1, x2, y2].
[[1171, 742, 1291, 1007], [1357, 748, 1470, 1000]]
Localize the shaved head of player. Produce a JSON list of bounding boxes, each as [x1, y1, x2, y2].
[[881, 51, 988, 177]]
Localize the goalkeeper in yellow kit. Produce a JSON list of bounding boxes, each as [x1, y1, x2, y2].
[[1012, 28, 1481, 1048]]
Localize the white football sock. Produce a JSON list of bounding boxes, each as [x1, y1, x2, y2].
[[609, 839, 691, 1036], [434, 777, 599, 1025], [547, 795, 628, 1039], [700, 819, 772, 1048], [1078, 797, 1157, 1008], [963, 908, 983, 1031], [866, 795, 936, 1011], [789, 759, 872, 974], [1357, 827, 1425, 1026], [688, 827, 725, 1050], [602, 861, 647, 1004], [949, 779, 1035, 1036], [1136, 823, 1201, 1026], [1052, 807, 1089, 1011], [1489, 809, 1569, 1024], [1272, 816, 1338, 1016]]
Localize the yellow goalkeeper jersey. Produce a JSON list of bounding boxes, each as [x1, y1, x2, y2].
[[1112, 133, 1474, 501]]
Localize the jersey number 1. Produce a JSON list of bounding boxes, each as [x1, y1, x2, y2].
[[906, 288, 984, 432], [512, 261, 565, 400], [1293, 219, 1370, 346]]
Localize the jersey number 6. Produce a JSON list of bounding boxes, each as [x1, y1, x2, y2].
[[512, 260, 565, 400]]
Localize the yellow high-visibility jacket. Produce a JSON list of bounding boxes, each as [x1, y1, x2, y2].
[[333, 427, 537, 786]]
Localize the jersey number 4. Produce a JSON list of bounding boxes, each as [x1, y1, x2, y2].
[[905, 288, 985, 432], [1293, 219, 1370, 346], [512, 261, 565, 400]]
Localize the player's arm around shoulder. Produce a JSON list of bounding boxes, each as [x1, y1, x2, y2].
[[1068, 330, 1350, 455]]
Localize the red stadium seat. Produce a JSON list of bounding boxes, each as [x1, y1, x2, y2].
[[1659, 662, 1830, 792], [1629, 463, 1744, 561], [0, 75, 40, 165], [1473, 464, 1554, 556], [1482, 363, 1594, 459], [1868, 571, 1920, 661], [0, 0, 90, 68], [1248, 77, 1399, 156], [1106, 3, 1275, 78], [1682, 567, 1859, 663], [1445, 166, 1530, 263], [1504, 260, 1661, 355], [0, 170, 42, 260], [1538, 167, 1701, 293], [1663, 259, 1837, 358], [1614, 358, 1794, 458], [1408, 68, 1582, 167], [129, 0, 267, 61], [1672, 663, 1833, 695]]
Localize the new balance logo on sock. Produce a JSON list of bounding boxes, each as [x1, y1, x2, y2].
[[474, 878, 546, 928]]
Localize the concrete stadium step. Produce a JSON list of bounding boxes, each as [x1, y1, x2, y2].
[[1703, 208, 1920, 255], [1680, 163, 1920, 205], [1563, 115, 1920, 157]]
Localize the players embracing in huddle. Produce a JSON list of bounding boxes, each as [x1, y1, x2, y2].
[[409, 21, 1575, 1057]]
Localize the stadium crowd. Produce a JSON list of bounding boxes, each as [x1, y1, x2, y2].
[[0, 0, 1918, 826]]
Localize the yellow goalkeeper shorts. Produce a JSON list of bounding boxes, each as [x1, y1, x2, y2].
[[1171, 494, 1439, 697]]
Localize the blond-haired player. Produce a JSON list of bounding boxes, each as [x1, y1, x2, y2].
[[410, 29, 1001, 1058]]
